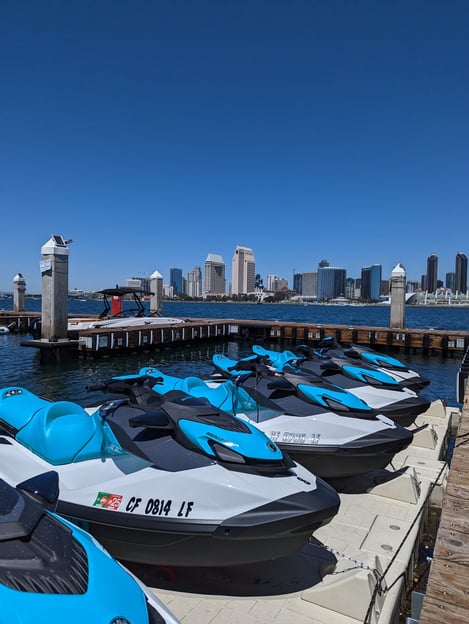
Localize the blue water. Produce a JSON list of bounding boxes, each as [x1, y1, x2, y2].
[[0, 298, 466, 407]]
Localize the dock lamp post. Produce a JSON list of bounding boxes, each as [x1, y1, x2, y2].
[[40, 235, 72, 341]]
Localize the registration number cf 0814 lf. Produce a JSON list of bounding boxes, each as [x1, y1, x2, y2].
[[93, 492, 195, 517], [126, 497, 195, 517], [270, 431, 321, 444]]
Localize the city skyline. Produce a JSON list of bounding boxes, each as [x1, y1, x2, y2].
[[1, 2, 468, 293], [1, 244, 468, 296]]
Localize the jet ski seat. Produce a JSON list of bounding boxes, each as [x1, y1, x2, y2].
[[0, 387, 44, 431], [177, 376, 207, 395], [176, 376, 258, 416], [16, 401, 106, 465]]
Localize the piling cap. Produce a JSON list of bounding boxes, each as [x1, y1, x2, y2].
[[13, 273, 26, 283], [41, 236, 70, 256], [391, 263, 406, 277]]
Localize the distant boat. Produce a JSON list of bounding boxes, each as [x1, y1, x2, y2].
[[67, 286, 186, 338], [30, 286, 187, 340], [0, 326, 10, 334]]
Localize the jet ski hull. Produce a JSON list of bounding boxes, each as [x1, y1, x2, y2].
[[0, 386, 340, 567], [273, 427, 413, 479], [59, 480, 340, 566]]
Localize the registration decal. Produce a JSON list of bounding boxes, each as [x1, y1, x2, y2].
[[270, 431, 321, 445], [93, 491, 123, 510], [125, 496, 195, 518]]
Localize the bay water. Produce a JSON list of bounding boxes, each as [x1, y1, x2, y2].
[[0, 298, 466, 408]]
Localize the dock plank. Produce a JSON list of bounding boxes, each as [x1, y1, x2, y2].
[[418, 403, 469, 623]]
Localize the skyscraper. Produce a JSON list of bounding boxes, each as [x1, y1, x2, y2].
[[426, 254, 438, 293], [301, 272, 317, 298], [317, 266, 346, 300], [203, 253, 226, 297], [455, 252, 468, 294], [231, 245, 256, 295], [187, 266, 202, 298], [360, 264, 382, 301], [169, 267, 183, 297]]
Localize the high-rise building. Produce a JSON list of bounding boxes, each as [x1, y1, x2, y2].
[[169, 268, 183, 297], [317, 266, 346, 300], [186, 266, 202, 298], [446, 272, 456, 292], [301, 272, 317, 298], [292, 273, 302, 295], [255, 274, 264, 290], [126, 276, 151, 294], [345, 277, 355, 300], [360, 264, 382, 301], [265, 274, 289, 291], [231, 245, 255, 295], [426, 253, 438, 293], [455, 252, 468, 294], [203, 253, 226, 297]]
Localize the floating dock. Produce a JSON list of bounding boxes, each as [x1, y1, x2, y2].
[[9, 313, 469, 362], [123, 400, 459, 624]]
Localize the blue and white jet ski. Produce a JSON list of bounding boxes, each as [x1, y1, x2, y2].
[[0, 386, 340, 567], [311, 337, 431, 392], [0, 470, 180, 624], [102, 367, 414, 481], [251, 345, 431, 427]]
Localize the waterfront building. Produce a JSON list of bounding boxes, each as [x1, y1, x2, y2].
[[231, 245, 256, 296], [265, 275, 279, 291], [186, 266, 202, 298], [344, 277, 355, 300], [126, 276, 151, 294], [170, 267, 183, 297], [446, 272, 456, 293], [317, 266, 346, 301], [406, 280, 419, 293], [426, 253, 438, 293], [301, 272, 318, 298], [455, 252, 468, 294], [163, 284, 173, 298], [380, 279, 390, 296], [360, 264, 382, 301], [265, 275, 288, 292], [203, 253, 226, 297], [293, 272, 302, 295]]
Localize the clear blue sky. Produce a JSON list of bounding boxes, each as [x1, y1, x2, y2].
[[1, 0, 468, 293]]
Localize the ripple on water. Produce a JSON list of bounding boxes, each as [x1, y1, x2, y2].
[[0, 333, 462, 407]]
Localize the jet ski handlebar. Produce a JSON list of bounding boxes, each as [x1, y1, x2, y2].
[[227, 355, 272, 377], [85, 375, 164, 394]]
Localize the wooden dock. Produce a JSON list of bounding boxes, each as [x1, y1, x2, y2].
[[11, 313, 469, 361], [417, 391, 469, 623]]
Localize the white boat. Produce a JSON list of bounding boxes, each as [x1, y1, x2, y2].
[[0, 326, 10, 334], [67, 286, 186, 337]]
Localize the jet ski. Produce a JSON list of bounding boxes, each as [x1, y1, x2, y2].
[[312, 337, 431, 392], [0, 385, 340, 567], [0, 470, 180, 624], [251, 345, 431, 427], [102, 367, 414, 481]]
